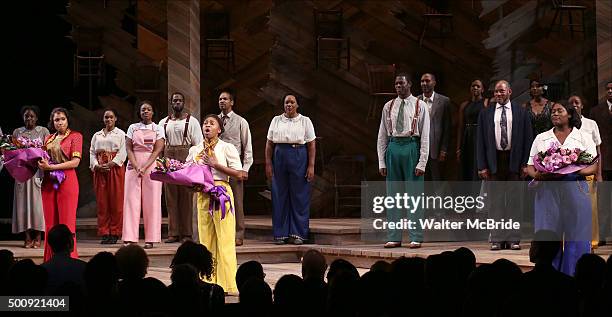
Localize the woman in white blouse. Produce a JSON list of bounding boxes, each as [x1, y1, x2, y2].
[[526, 101, 598, 276], [186, 114, 242, 294], [90, 109, 127, 245], [122, 101, 165, 249], [265, 94, 316, 245]]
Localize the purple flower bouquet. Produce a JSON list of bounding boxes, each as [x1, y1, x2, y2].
[[151, 157, 234, 219], [2, 135, 66, 186]]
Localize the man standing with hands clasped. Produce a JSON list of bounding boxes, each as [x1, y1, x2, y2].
[[159, 92, 203, 243], [218, 89, 253, 246], [377, 73, 430, 249]]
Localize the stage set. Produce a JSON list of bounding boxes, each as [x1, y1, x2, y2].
[[1, 0, 612, 311]]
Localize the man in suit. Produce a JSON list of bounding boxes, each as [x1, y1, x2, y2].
[[418, 73, 451, 181], [477, 80, 533, 250], [590, 80, 612, 246]]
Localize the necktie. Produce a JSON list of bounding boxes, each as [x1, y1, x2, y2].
[[221, 115, 228, 127], [500, 105, 508, 150], [395, 100, 406, 133], [425, 97, 432, 114]]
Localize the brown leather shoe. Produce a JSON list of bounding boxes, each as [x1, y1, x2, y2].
[[235, 238, 244, 246], [384, 242, 401, 248], [164, 236, 180, 243]]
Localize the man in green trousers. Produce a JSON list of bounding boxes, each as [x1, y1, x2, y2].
[[376, 73, 430, 248]]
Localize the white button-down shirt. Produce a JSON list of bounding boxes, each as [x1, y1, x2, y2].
[[579, 116, 601, 146], [89, 127, 127, 170], [494, 100, 513, 150], [219, 111, 253, 172], [607, 100, 612, 112], [422, 91, 435, 114], [186, 139, 243, 182], [266, 114, 316, 144], [376, 95, 430, 171], [528, 128, 597, 165]]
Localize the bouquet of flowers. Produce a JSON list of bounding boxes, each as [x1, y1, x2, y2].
[[1, 135, 61, 184], [151, 157, 234, 219], [532, 141, 597, 174]]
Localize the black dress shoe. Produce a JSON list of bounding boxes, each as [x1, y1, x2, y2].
[[164, 236, 180, 243], [109, 235, 119, 244], [100, 235, 110, 244], [598, 240, 607, 246], [490, 243, 502, 251]]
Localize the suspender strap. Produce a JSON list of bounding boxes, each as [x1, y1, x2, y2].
[[409, 100, 420, 136], [163, 114, 191, 146], [385, 98, 420, 136]]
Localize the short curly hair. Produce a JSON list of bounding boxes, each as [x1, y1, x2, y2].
[[170, 241, 214, 280]]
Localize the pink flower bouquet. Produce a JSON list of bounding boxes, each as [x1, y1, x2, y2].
[[532, 141, 597, 174]]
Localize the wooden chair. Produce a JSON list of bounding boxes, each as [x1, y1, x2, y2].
[[366, 64, 396, 120], [204, 12, 235, 72], [547, 0, 587, 38], [419, 2, 454, 47], [329, 155, 367, 217], [314, 9, 351, 71]]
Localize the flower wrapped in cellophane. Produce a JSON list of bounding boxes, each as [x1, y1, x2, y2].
[[151, 157, 233, 219]]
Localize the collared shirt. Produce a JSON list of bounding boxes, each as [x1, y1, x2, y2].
[[377, 95, 430, 171], [267, 113, 316, 144], [494, 100, 513, 150], [158, 115, 203, 146], [219, 111, 253, 172], [89, 127, 128, 170], [607, 100, 612, 112], [422, 91, 436, 114], [579, 116, 601, 146], [186, 139, 242, 182], [126, 122, 165, 140], [528, 127, 597, 165]]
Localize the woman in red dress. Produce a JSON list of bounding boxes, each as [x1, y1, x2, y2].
[[38, 107, 82, 262]]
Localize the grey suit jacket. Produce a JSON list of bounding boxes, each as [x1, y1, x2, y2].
[[418, 93, 451, 160]]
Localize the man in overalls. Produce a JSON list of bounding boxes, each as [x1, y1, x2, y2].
[[159, 92, 203, 243]]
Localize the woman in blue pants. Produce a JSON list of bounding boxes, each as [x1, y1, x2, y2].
[[526, 101, 598, 276], [265, 94, 316, 245]]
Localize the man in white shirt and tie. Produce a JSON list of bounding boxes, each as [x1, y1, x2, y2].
[[218, 89, 253, 246], [477, 80, 533, 251], [377, 73, 430, 249]]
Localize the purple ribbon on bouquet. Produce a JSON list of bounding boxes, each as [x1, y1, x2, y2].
[[48, 158, 65, 190], [208, 185, 233, 220]]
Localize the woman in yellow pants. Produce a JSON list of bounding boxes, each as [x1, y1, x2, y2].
[[186, 114, 242, 294]]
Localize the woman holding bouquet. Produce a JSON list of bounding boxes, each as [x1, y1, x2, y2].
[[186, 114, 242, 294], [122, 101, 165, 249], [13, 106, 49, 248], [90, 109, 127, 245], [526, 101, 598, 276], [38, 107, 82, 262]]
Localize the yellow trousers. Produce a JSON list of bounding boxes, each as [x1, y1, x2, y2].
[[197, 181, 238, 293], [586, 175, 599, 249]]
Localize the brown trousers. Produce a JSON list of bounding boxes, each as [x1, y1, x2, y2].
[[229, 177, 245, 239], [164, 145, 194, 237]]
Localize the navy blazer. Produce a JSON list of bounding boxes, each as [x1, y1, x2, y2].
[[476, 101, 533, 174]]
